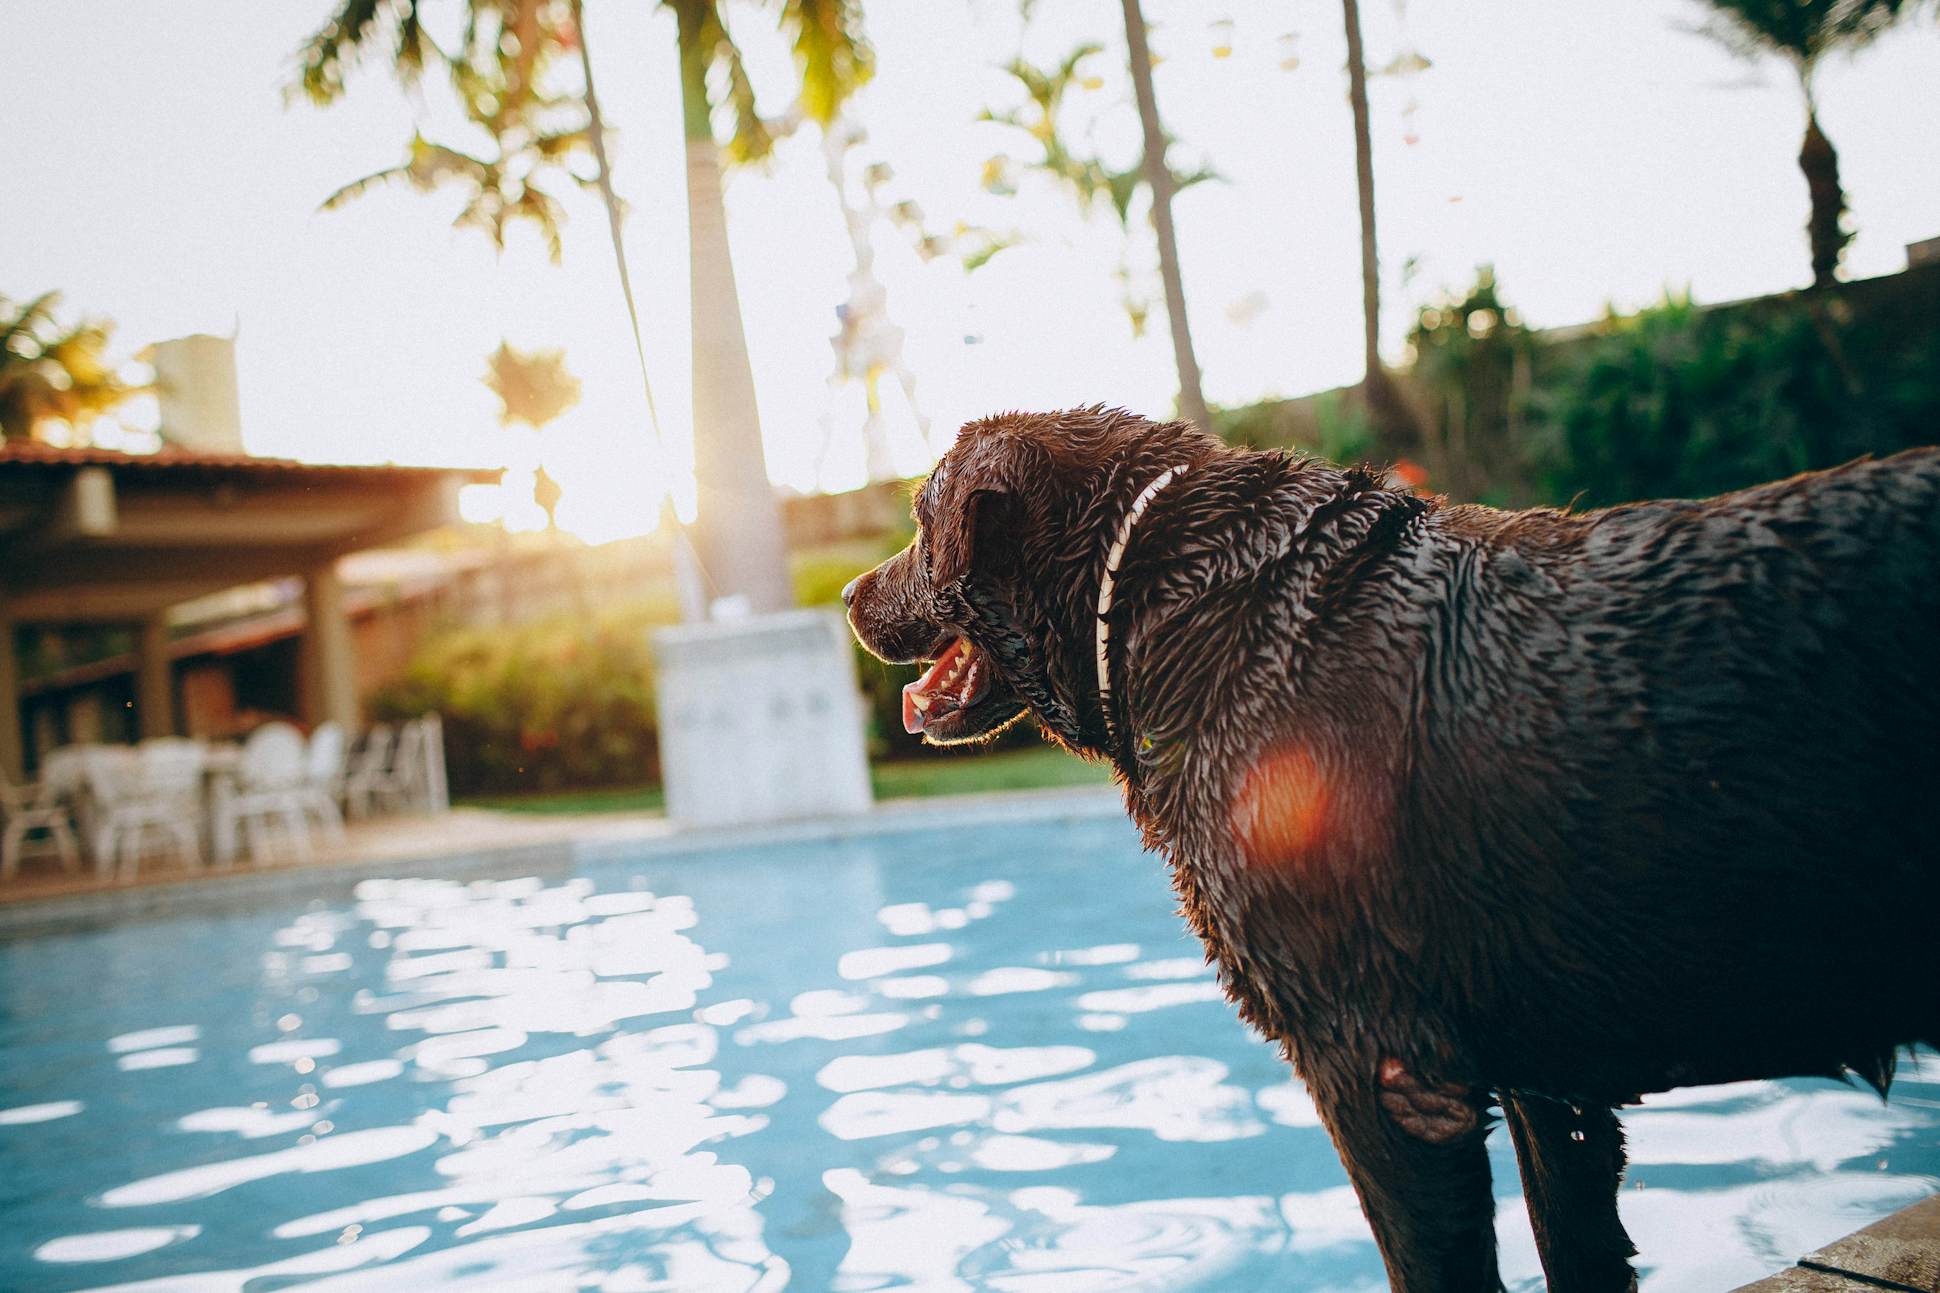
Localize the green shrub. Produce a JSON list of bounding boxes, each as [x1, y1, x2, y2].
[[370, 599, 670, 795], [1528, 287, 1940, 508]]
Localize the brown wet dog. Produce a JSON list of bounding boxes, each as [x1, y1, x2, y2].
[[842, 406, 1940, 1292]]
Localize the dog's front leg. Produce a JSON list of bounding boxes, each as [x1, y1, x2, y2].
[[1502, 1093, 1637, 1293], [1307, 1052, 1502, 1293]]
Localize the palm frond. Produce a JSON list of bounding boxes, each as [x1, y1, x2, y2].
[[319, 164, 415, 211], [290, 0, 441, 106], [1689, 0, 1915, 66], [0, 291, 63, 356], [784, 0, 874, 124]]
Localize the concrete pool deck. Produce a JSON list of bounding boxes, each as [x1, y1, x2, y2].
[[1734, 1194, 1940, 1291], [0, 785, 1127, 931]]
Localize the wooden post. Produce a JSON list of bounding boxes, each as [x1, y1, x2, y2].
[[302, 563, 358, 731], [0, 590, 22, 782], [135, 612, 175, 740]]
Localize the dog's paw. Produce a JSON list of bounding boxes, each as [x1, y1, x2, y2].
[[1377, 1057, 1480, 1144]]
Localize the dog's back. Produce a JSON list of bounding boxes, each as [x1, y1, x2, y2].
[[1402, 448, 1940, 1101]]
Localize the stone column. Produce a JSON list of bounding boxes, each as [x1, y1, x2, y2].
[[136, 612, 175, 740], [0, 590, 22, 781], [302, 562, 358, 731]]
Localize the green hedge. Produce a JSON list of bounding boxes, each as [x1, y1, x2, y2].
[[375, 529, 1036, 796], [370, 597, 673, 795], [1528, 282, 1940, 508]]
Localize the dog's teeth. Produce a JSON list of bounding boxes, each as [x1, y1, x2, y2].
[[912, 694, 930, 714]]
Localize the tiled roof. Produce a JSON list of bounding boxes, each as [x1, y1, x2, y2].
[[0, 439, 501, 482]]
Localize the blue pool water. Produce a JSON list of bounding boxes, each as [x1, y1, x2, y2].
[[1, 813, 1936, 1292]]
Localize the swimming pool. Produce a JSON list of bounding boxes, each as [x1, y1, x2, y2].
[[1, 808, 1935, 1291]]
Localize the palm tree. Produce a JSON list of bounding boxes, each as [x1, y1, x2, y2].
[[484, 340, 579, 531], [299, 3, 591, 263], [1117, 0, 1211, 431], [1690, 0, 1920, 288], [484, 340, 581, 431], [296, 0, 872, 617], [981, 42, 1215, 422], [0, 292, 143, 443]]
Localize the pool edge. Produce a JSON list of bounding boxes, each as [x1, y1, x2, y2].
[[0, 786, 1130, 935]]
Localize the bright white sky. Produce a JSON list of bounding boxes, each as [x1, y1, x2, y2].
[[3, 1, 1936, 542]]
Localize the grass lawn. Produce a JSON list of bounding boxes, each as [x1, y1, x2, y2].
[[456, 744, 1112, 816]]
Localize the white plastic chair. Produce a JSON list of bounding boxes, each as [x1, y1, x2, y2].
[[301, 722, 348, 844], [211, 722, 314, 865], [343, 724, 396, 820], [87, 741, 205, 880], [1, 771, 81, 880]]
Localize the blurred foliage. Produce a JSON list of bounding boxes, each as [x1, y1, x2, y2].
[[378, 526, 1046, 795], [1214, 389, 1374, 467], [0, 291, 145, 443], [371, 595, 673, 794], [1218, 264, 1940, 510], [974, 39, 1215, 343], [1406, 265, 1538, 503], [1528, 280, 1940, 508], [485, 340, 581, 429]]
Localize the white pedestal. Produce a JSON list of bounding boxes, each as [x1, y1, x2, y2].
[[653, 608, 874, 827]]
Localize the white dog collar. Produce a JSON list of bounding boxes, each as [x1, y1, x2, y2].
[[1096, 463, 1189, 746]]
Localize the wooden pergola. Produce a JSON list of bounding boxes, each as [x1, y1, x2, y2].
[[0, 442, 498, 779]]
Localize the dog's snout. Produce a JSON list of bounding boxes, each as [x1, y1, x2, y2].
[[841, 572, 864, 610]]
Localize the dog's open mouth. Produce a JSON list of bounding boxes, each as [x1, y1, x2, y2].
[[903, 637, 990, 734]]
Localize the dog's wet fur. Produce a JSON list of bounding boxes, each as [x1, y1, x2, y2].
[[843, 407, 1940, 1291]]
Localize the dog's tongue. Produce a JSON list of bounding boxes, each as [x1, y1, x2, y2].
[[903, 637, 986, 733]]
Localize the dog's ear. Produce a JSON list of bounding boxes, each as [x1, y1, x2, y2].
[[926, 431, 1032, 588]]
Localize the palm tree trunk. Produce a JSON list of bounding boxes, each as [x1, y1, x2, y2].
[[1118, 0, 1211, 433], [1798, 81, 1849, 290], [1340, 0, 1421, 455], [1342, 0, 1383, 393], [676, 1, 793, 615], [570, 0, 708, 621]]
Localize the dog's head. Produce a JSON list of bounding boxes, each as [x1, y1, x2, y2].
[[843, 406, 1224, 751]]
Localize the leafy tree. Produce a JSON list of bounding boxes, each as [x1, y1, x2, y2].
[[0, 292, 143, 443], [1689, 0, 1924, 288]]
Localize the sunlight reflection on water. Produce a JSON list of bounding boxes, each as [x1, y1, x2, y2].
[[0, 817, 1936, 1292]]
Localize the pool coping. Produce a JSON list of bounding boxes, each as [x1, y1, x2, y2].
[[1732, 1192, 1940, 1291], [0, 785, 1129, 936]]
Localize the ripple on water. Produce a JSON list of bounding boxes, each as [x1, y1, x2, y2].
[[837, 943, 952, 980], [34, 1227, 201, 1263], [993, 1056, 1268, 1144], [823, 1170, 1286, 1290], [0, 1099, 83, 1125], [818, 1043, 1096, 1094], [106, 1025, 199, 1054], [101, 1125, 439, 1207]]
